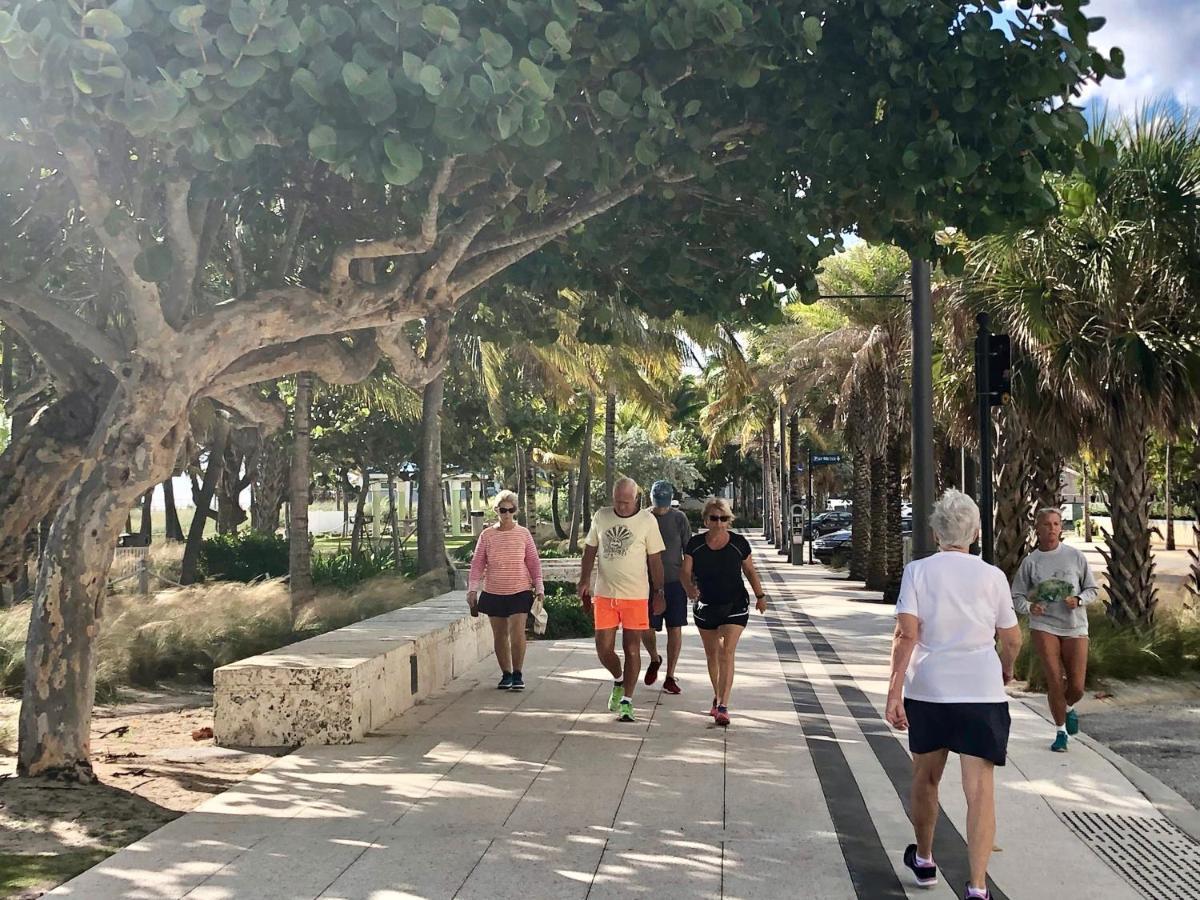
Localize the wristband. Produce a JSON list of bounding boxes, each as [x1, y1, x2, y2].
[[755, 593, 765, 600]]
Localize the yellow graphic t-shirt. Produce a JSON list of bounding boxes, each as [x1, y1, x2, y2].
[[584, 507, 667, 600]]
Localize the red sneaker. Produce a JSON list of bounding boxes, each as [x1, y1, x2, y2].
[[663, 676, 681, 695], [715, 706, 731, 727], [644, 655, 662, 686], [708, 698, 718, 718]]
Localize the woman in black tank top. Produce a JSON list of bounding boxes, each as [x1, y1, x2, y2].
[[681, 499, 767, 727]]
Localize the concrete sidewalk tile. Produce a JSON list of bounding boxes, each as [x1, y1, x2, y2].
[[453, 833, 606, 900], [722, 837, 856, 900], [613, 734, 726, 833], [316, 836, 492, 899], [588, 836, 723, 899]]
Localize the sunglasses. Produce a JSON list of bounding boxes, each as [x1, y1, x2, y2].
[[708, 515, 731, 522], [497, 507, 516, 514]]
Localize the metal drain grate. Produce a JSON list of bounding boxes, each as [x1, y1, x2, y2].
[[1060, 810, 1200, 900]]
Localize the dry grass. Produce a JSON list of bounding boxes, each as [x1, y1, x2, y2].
[[0, 570, 449, 699]]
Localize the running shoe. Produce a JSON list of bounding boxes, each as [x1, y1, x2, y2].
[[714, 706, 731, 727], [663, 676, 682, 695], [510, 671, 525, 691], [708, 697, 718, 718], [608, 684, 625, 712], [903, 844, 938, 888], [963, 884, 991, 900], [1065, 708, 1079, 735], [618, 698, 636, 722], [645, 655, 663, 686], [1051, 731, 1069, 752], [498, 673, 514, 690]]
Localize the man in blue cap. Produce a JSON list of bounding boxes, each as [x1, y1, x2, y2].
[[642, 480, 692, 694]]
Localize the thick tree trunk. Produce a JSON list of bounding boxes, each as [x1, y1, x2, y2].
[[139, 489, 153, 540], [1031, 446, 1064, 513], [604, 389, 616, 499], [19, 378, 188, 779], [250, 434, 288, 534], [162, 478, 184, 541], [865, 454, 888, 592], [1165, 444, 1175, 551], [551, 475, 567, 539], [350, 464, 369, 559], [388, 473, 401, 569], [993, 405, 1033, 580], [568, 395, 596, 553], [216, 442, 247, 535], [525, 446, 537, 533], [417, 372, 447, 575], [883, 435, 904, 600], [289, 374, 315, 615], [1081, 458, 1093, 543], [180, 420, 230, 585], [1100, 399, 1157, 626], [849, 446, 871, 582], [514, 445, 527, 526]]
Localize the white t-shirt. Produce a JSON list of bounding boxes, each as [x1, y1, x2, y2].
[[585, 507, 667, 600], [895, 551, 1018, 704]]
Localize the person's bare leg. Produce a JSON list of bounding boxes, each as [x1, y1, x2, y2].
[[621, 627, 642, 697], [489, 616, 512, 673], [960, 755, 997, 891], [1062, 636, 1089, 708], [716, 624, 745, 706], [698, 628, 722, 700], [641, 627, 661, 667], [595, 628, 622, 680], [666, 626, 683, 679], [1033, 630, 1067, 725], [508, 613, 528, 672], [911, 750, 949, 859]]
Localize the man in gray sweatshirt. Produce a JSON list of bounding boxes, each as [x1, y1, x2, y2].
[[1011, 507, 1100, 752]]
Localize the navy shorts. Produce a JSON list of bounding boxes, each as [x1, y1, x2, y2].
[[904, 698, 1011, 766], [650, 581, 688, 630]]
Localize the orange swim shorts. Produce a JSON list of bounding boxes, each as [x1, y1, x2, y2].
[[592, 596, 650, 631]]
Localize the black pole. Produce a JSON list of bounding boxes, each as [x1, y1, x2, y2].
[[911, 257, 935, 559], [778, 403, 789, 554], [976, 313, 994, 563], [808, 447, 814, 565]]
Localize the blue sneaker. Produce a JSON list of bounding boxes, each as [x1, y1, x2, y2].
[[1065, 709, 1079, 735], [510, 671, 525, 691], [498, 673, 514, 690], [1051, 731, 1069, 752]]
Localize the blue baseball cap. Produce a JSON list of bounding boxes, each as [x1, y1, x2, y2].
[[650, 480, 674, 507]]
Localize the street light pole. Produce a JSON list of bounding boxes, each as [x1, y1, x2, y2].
[[910, 257, 935, 559], [976, 313, 995, 563]]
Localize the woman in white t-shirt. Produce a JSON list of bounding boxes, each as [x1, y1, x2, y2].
[[885, 490, 1023, 900]]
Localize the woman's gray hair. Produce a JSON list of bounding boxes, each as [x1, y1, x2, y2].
[[929, 489, 980, 549], [1034, 507, 1062, 524], [493, 489, 519, 511]]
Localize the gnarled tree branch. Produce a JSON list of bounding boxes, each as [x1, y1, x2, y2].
[[163, 175, 200, 326], [205, 331, 382, 393], [0, 286, 123, 370]]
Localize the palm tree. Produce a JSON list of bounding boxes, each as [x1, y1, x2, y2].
[[962, 111, 1200, 625]]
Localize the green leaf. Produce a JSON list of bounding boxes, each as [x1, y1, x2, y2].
[[802, 16, 823, 47], [308, 124, 338, 161], [0, 10, 16, 43], [478, 29, 513, 67], [169, 5, 206, 32], [383, 135, 423, 184], [634, 136, 659, 166], [225, 57, 265, 88], [735, 65, 760, 88], [291, 67, 324, 102], [355, 67, 397, 123], [421, 5, 460, 41], [342, 61, 370, 93], [683, 99, 701, 117], [521, 116, 551, 146], [419, 64, 445, 96], [517, 58, 553, 100], [229, 0, 261, 36], [598, 89, 630, 118], [83, 8, 130, 39], [496, 104, 519, 139], [134, 243, 174, 282], [469, 74, 492, 100], [401, 51, 423, 83], [545, 21, 571, 56]]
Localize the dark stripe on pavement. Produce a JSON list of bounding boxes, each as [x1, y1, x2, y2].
[[761, 551, 1009, 900], [765, 610, 908, 898]]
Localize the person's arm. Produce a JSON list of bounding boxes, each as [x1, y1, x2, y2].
[[1011, 558, 1042, 617], [1067, 552, 1100, 609], [467, 531, 488, 609], [524, 530, 544, 598], [681, 554, 699, 600], [741, 556, 767, 613], [577, 543, 598, 608], [648, 551, 666, 615], [997, 624, 1023, 684], [886, 613, 919, 730]]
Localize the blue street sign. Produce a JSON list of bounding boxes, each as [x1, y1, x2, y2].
[[811, 453, 843, 466]]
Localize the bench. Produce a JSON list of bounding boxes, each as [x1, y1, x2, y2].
[[213, 590, 488, 747]]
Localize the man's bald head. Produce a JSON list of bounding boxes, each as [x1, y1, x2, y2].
[[613, 477, 639, 515]]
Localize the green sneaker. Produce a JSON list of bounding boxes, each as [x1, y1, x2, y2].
[[618, 698, 635, 722], [1051, 731, 1069, 753], [608, 684, 625, 712], [1065, 709, 1079, 736]]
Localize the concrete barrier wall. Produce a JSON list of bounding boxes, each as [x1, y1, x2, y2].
[[213, 590, 488, 747]]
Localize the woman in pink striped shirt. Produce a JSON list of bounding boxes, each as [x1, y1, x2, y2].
[[466, 490, 545, 691]]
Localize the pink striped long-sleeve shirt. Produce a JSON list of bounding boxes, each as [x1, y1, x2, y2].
[[467, 524, 544, 596]]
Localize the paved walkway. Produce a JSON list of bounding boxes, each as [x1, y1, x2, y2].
[[52, 538, 1200, 899]]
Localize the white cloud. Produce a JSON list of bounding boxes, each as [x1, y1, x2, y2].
[[1076, 0, 1200, 113]]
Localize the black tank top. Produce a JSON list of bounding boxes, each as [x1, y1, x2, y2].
[[685, 532, 751, 603]]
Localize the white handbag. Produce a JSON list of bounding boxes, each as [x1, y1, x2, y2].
[[531, 596, 549, 635]]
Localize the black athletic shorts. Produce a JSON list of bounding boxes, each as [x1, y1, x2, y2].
[[478, 589, 534, 618], [904, 698, 1011, 766], [693, 594, 750, 630], [650, 581, 689, 630]]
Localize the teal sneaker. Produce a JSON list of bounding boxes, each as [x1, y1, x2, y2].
[[1065, 709, 1079, 735], [608, 684, 625, 712], [618, 698, 635, 722], [1051, 731, 1069, 752]]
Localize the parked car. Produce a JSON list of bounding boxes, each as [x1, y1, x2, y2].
[[813, 528, 853, 563], [801, 510, 853, 540]]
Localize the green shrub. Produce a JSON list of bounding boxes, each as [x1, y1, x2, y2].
[[452, 535, 478, 563], [199, 531, 289, 582], [312, 545, 415, 590], [540, 584, 593, 640]]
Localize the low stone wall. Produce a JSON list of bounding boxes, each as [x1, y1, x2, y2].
[[213, 590, 488, 747], [453, 557, 583, 590]]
